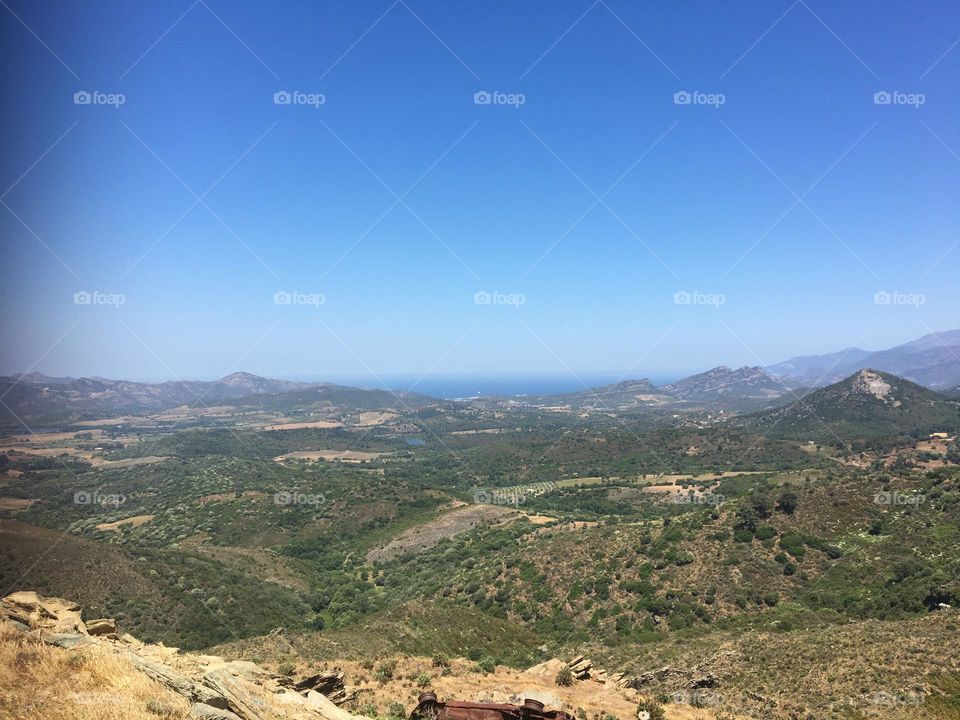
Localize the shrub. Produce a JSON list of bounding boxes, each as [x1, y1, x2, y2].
[[733, 528, 754, 543], [375, 659, 397, 682], [754, 525, 777, 541], [386, 702, 407, 720], [416, 673, 431, 688], [776, 491, 798, 514], [637, 698, 666, 720], [555, 666, 574, 686], [475, 656, 497, 673]]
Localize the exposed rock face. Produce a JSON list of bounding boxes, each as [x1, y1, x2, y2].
[[86, 617, 118, 635], [2, 590, 86, 634], [293, 670, 354, 704], [1, 591, 362, 720]]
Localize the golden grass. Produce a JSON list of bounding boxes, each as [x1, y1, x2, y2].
[[0, 624, 190, 720], [94, 515, 155, 532]]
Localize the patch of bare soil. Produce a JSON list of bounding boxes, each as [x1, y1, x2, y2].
[[264, 420, 343, 430], [366, 505, 519, 563], [0, 498, 35, 511], [95, 515, 154, 532]]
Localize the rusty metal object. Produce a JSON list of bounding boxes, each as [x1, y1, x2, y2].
[[411, 693, 573, 720]]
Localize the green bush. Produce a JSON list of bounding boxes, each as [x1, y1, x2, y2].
[[475, 656, 497, 673], [555, 666, 574, 686], [754, 525, 777, 541]]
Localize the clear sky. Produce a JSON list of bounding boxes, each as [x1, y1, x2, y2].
[[1, 0, 958, 382]]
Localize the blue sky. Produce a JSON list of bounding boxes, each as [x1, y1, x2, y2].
[[1, 0, 958, 382]]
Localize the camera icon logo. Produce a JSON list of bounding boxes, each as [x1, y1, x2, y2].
[[873, 91, 892, 105], [873, 291, 891, 305], [673, 290, 691, 305], [473, 91, 492, 105], [274, 91, 292, 105], [74, 91, 92, 105], [673, 90, 692, 105], [74, 490, 92, 504], [273, 290, 292, 305], [74, 291, 92, 305], [473, 291, 492, 305]]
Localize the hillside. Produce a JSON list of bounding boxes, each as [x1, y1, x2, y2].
[[517, 380, 673, 412], [738, 369, 960, 443], [661, 366, 789, 411]]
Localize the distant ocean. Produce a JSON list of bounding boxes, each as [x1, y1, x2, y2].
[[288, 373, 682, 400]]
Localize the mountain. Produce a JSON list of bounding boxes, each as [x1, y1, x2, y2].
[[0, 372, 312, 426], [517, 379, 673, 411], [738, 368, 960, 442], [661, 365, 791, 411], [766, 347, 872, 386], [767, 330, 960, 390], [229, 382, 436, 412], [0, 372, 76, 385]]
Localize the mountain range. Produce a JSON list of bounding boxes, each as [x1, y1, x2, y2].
[[766, 329, 960, 390], [2, 329, 958, 428]]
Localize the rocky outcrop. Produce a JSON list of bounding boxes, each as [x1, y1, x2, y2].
[[1, 591, 362, 720]]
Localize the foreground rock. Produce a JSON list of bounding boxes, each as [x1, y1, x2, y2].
[[0, 591, 362, 720]]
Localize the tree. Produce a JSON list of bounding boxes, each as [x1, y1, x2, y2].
[[776, 491, 798, 514]]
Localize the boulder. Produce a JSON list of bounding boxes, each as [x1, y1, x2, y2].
[[2, 591, 86, 634], [292, 670, 353, 705], [86, 618, 118, 636]]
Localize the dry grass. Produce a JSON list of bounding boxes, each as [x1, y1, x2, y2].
[[94, 515, 155, 532], [0, 624, 190, 720]]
